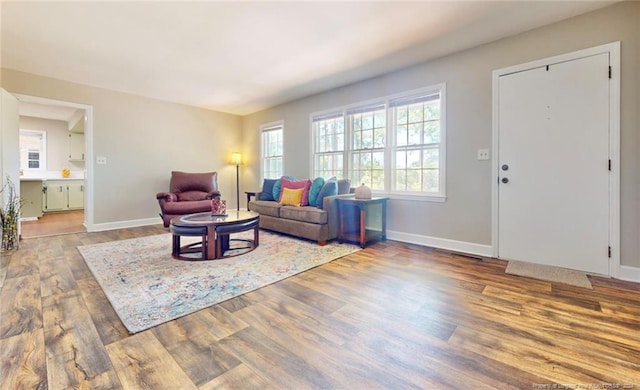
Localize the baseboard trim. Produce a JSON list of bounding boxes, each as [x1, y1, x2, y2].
[[89, 217, 161, 232], [387, 230, 493, 258], [618, 265, 640, 283]]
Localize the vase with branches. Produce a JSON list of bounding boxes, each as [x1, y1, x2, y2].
[[0, 176, 23, 252]]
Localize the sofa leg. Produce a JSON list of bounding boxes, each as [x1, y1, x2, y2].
[[317, 240, 327, 246]]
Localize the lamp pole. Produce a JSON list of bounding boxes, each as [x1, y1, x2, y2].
[[235, 162, 240, 211], [231, 152, 242, 211]]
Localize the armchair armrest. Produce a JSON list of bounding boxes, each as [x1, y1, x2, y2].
[[156, 192, 178, 202], [206, 190, 222, 200]]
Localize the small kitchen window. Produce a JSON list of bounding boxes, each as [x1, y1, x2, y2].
[[27, 151, 40, 168], [20, 129, 47, 172]]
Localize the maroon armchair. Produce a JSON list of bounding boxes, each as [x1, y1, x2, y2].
[[157, 171, 221, 227]]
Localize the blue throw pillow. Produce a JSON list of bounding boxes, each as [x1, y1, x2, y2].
[[308, 177, 325, 207], [259, 179, 277, 201], [315, 177, 338, 208], [272, 175, 296, 201], [337, 178, 352, 195]]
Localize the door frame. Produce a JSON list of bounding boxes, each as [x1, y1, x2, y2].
[[13, 93, 95, 233], [491, 42, 620, 277]]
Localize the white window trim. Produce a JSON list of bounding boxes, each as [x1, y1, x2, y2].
[[20, 129, 47, 172], [310, 84, 446, 202], [260, 120, 284, 182]]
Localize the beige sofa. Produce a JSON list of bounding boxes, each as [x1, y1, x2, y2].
[[249, 192, 353, 245]]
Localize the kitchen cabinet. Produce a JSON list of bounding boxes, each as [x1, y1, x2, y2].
[[20, 180, 44, 219], [44, 180, 84, 211], [68, 132, 85, 161], [67, 181, 84, 209]]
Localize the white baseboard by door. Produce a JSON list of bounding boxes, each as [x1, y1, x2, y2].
[[618, 265, 640, 283], [89, 217, 161, 232], [386, 230, 493, 258]]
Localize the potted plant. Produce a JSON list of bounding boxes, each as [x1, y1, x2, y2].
[[0, 176, 22, 252]]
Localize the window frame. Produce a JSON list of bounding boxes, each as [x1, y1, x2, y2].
[[310, 84, 446, 202], [19, 129, 47, 172], [260, 120, 284, 181]]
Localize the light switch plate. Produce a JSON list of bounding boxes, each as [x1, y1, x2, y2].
[[96, 156, 107, 165], [477, 149, 490, 160]]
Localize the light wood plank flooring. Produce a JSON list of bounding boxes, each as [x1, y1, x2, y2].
[[1, 226, 638, 389], [20, 210, 85, 238]]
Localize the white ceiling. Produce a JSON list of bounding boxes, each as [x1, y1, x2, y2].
[[1, 1, 617, 116], [19, 101, 80, 122]]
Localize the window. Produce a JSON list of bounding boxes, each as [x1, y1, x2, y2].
[[312, 113, 344, 179], [311, 85, 445, 200], [348, 105, 386, 189], [391, 92, 442, 193], [261, 121, 283, 180], [19, 130, 47, 172]]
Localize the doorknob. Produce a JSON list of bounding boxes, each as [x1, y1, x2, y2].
[[502, 164, 509, 171], [502, 177, 509, 184]]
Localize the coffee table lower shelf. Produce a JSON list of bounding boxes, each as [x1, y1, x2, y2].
[[170, 211, 260, 260]]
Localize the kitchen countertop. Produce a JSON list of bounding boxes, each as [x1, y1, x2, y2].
[[20, 177, 85, 182]]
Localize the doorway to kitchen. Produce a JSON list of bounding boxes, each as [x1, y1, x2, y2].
[[15, 94, 94, 238]]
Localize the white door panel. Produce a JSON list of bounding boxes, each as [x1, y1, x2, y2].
[[498, 53, 610, 275]]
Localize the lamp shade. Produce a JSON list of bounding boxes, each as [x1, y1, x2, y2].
[[230, 152, 242, 165]]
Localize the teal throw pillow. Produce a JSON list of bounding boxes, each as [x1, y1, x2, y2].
[[272, 175, 296, 201], [315, 177, 338, 208], [308, 177, 325, 207]]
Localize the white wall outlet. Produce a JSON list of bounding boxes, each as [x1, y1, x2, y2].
[[477, 149, 490, 161], [96, 156, 107, 165]]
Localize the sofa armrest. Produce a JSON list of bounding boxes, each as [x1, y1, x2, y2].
[[322, 193, 355, 240]]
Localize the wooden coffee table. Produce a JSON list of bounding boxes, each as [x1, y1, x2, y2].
[[170, 210, 260, 260]]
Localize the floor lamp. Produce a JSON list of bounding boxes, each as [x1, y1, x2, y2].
[[230, 152, 242, 211]]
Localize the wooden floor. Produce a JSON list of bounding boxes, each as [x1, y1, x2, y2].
[[20, 210, 86, 238], [1, 226, 639, 389]]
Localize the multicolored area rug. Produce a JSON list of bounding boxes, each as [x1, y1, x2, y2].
[[78, 231, 360, 333]]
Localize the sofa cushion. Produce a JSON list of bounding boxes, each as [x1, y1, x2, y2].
[[280, 177, 312, 205], [259, 179, 277, 201], [248, 200, 281, 217], [273, 175, 296, 201], [163, 199, 212, 214], [280, 187, 304, 206], [280, 205, 328, 225], [308, 177, 325, 207], [316, 178, 338, 208]]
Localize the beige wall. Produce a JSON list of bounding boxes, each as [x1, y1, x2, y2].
[[242, 1, 640, 269], [19, 116, 85, 172], [2, 70, 242, 225]]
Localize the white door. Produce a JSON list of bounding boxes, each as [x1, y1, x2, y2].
[[498, 53, 610, 275]]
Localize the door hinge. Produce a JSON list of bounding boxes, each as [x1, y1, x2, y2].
[[608, 246, 611, 258], [609, 159, 612, 171], [608, 66, 612, 79]]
